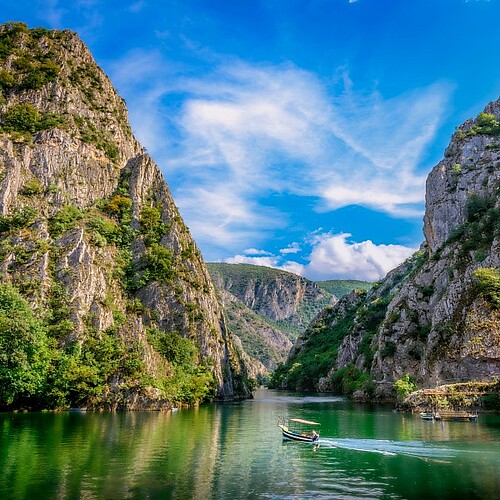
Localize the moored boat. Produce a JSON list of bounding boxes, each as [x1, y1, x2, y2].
[[419, 412, 435, 420], [277, 418, 320, 442]]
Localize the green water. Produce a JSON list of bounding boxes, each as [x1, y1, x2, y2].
[[1, 389, 499, 499]]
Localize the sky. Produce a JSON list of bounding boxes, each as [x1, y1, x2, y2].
[[2, 0, 500, 281]]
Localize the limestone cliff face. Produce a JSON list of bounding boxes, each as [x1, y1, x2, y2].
[[282, 98, 500, 399], [0, 23, 249, 407], [208, 263, 335, 332], [369, 99, 500, 397], [207, 263, 334, 377], [424, 99, 500, 252], [216, 286, 292, 376]]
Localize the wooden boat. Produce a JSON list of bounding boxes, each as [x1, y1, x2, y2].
[[419, 412, 435, 420], [277, 418, 320, 442]]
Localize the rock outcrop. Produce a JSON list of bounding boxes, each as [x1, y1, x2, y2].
[[277, 98, 500, 400], [0, 23, 250, 409]]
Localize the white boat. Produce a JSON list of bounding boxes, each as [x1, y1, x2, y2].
[[277, 418, 320, 443]]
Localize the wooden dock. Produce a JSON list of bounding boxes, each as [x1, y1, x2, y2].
[[434, 410, 478, 421]]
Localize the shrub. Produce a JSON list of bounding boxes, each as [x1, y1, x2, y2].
[[20, 178, 43, 196], [1, 102, 65, 134], [2, 102, 40, 133], [477, 112, 497, 128], [148, 328, 216, 404], [330, 364, 374, 396], [0, 69, 14, 91], [0, 206, 37, 233], [381, 341, 397, 358], [19, 60, 60, 90], [394, 374, 417, 401], [466, 193, 495, 223], [139, 205, 169, 246], [48, 205, 83, 238], [103, 194, 132, 220], [145, 243, 176, 283], [473, 267, 500, 310], [148, 329, 196, 368], [87, 215, 121, 246], [0, 283, 51, 406]]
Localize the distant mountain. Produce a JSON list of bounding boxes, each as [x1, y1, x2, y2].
[[207, 263, 335, 336], [316, 280, 372, 298], [216, 288, 292, 379], [207, 263, 336, 377]]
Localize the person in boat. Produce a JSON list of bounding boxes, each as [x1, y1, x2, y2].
[[311, 429, 319, 441]]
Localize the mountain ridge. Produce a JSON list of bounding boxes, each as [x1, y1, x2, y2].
[[0, 22, 250, 410], [273, 99, 500, 402]]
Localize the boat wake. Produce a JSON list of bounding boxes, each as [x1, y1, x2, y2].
[[316, 438, 484, 462]]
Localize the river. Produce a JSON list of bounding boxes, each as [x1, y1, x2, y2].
[[1, 388, 499, 499]]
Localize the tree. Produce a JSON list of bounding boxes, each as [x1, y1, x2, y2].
[[0, 283, 51, 406], [394, 374, 417, 402]]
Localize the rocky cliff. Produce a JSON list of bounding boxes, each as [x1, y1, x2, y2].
[[0, 22, 250, 409], [207, 262, 335, 378], [207, 263, 335, 335], [274, 98, 500, 400]]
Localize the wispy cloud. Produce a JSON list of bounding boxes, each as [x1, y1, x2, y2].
[[280, 242, 301, 255], [110, 52, 450, 273]]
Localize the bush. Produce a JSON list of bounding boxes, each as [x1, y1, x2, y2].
[[381, 341, 397, 358], [2, 102, 40, 133], [87, 216, 122, 246], [466, 193, 495, 223], [20, 178, 43, 196], [330, 364, 374, 396], [0, 206, 37, 233], [145, 243, 176, 283], [103, 194, 132, 220], [394, 374, 417, 401], [19, 59, 60, 90], [0, 69, 14, 91], [48, 205, 83, 238], [139, 205, 169, 246], [148, 329, 196, 368], [473, 267, 500, 310], [148, 328, 216, 404], [0, 283, 51, 406], [1, 102, 65, 134]]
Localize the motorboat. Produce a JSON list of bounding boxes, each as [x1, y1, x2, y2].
[[277, 418, 320, 442]]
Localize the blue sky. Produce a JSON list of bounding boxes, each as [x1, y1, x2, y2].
[[3, 0, 500, 280]]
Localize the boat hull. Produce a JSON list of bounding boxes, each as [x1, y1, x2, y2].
[[278, 424, 319, 443]]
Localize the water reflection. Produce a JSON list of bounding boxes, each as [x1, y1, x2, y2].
[[1, 390, 499, 499]]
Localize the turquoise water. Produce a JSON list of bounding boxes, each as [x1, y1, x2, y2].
[[1, 389, 499, 499]]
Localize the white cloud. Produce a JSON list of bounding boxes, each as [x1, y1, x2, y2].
[[225, 232, 415, 282], [280, 242, 301, 254], [243, 248, 273, 256], [303, 233, 415, 281], [225, 254, 280, 268]]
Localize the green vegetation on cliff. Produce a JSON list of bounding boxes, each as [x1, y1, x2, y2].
[[0, 22, 249, 409], [316, 279, 372, 298], [271, 289, 390, 394]]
